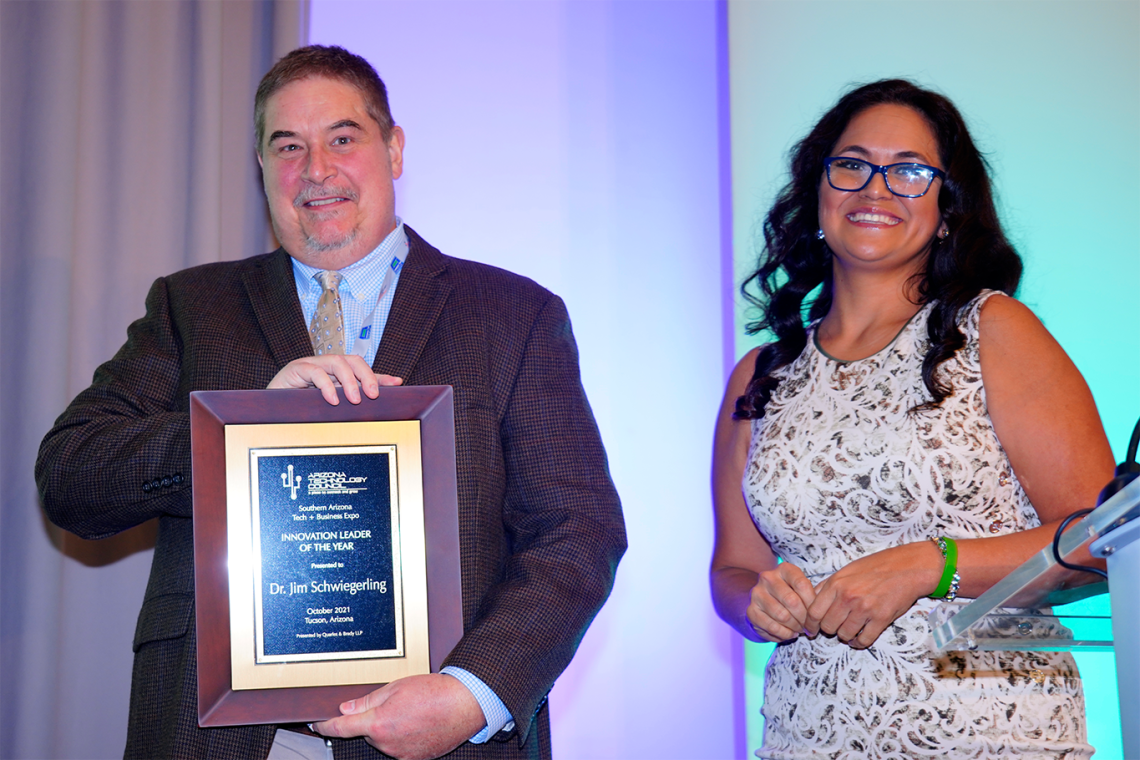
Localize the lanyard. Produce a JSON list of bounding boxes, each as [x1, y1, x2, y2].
[[351, 235, 408, 360]]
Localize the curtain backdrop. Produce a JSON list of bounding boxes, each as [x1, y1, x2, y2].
[[0, 2, 306, 757], [2, 3, 739, 758]]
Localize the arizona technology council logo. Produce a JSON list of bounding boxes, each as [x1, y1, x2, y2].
[[281, 465, 369, 500]]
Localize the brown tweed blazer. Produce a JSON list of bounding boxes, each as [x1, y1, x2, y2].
[[36, 227, 626, 760]]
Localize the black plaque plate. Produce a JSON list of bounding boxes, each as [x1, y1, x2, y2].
[[253, 448, 400, 661]]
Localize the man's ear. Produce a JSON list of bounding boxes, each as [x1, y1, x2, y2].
[[387, 126, 406, 180]]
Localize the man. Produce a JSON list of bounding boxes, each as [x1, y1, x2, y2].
[[36, 45, 625, 760]]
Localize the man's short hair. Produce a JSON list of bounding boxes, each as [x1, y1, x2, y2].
[[254, 45, 394, 152]]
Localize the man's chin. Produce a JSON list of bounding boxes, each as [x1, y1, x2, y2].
[[303, 230, 358, 257]]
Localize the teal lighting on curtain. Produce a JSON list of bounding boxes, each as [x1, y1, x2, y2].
[[729, 2, 1139, 756]]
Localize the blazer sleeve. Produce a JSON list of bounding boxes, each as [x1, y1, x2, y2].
[[36, 276, 194, 539], [440, 293, 627, 743]]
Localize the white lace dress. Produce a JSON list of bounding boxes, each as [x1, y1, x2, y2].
[[743, 292, 1092, 759]]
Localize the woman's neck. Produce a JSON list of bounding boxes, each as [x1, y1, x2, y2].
[[816, 265, 924, 362]]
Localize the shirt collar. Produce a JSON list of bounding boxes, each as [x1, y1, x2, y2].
[[291, 218, 407, 296]]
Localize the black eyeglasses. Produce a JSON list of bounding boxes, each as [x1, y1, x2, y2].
[[823, 157, 946, 198]]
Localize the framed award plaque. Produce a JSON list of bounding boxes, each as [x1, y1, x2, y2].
[[190, 386, 462, 727]]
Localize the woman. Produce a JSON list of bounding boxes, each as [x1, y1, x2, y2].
[[711, 79, 1115, 758]]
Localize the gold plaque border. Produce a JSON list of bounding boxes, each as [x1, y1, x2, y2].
[[224, 421, 430, 690]]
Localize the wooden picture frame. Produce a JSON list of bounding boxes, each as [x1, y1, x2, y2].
[[190, 386, 461, 727]]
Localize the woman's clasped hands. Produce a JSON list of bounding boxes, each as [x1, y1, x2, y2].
[[748, 542, 941, 649]]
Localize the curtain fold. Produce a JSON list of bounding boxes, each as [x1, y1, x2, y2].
[[0, 2, 307, 757]]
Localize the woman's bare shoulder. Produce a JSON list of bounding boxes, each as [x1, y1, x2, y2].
[[727, 346, 763, 397], [976, 292, 1114, 520], [977, 292, 1045, 337]]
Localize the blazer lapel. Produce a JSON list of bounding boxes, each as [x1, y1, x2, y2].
[[373, 227, 452, 380], [242, 249, 313, 368]]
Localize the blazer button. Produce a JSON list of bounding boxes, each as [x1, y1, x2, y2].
[[172, 473, 184, 485], [150, 479, 162, 491], [142, 482, 152, 493], [161, 476, 172, 488]]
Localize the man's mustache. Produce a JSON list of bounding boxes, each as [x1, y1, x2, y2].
[[293, 186, 358, 208]]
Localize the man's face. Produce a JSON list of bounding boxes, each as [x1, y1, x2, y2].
[[258, 76, 405, 270]]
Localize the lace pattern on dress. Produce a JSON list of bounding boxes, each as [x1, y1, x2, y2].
[[743, 291, 1090, 759]]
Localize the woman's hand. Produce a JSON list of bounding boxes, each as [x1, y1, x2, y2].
[[746, 563, 817, 643], [805, 541, 942, 649]]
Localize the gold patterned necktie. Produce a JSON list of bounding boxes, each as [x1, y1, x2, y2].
[[309, 270, 346, 355]]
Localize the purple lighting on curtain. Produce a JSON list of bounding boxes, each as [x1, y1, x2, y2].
[[310, 1, 737, 757]]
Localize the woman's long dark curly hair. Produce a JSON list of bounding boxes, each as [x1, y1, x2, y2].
[[735, 79, 1022, 420]]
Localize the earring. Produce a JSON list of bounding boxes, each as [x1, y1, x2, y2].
[[937, 226, 949, 239], [816, 229, 826, 240]]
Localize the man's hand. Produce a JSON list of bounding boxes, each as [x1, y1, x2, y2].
[[313, 674, 486, 760], [268, 355, 402, 405]]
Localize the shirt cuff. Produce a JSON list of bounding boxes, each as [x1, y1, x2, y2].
[[440, 666, 515, 743]]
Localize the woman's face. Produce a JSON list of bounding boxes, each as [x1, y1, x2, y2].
[[818, 104, 944, 277]]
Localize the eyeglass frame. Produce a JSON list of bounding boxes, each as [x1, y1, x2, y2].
[[823, 156, 947, 198]]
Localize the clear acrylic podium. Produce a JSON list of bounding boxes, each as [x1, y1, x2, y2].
[[930, 476, 1140, 756]]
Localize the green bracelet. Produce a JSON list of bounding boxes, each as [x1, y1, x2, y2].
[[929, 536, 960, 601]]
